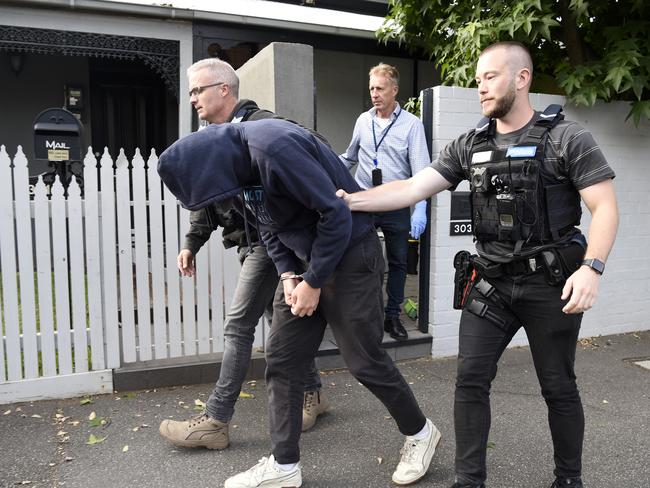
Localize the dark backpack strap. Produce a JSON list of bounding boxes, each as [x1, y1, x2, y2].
[[235, 106, 259, 122]]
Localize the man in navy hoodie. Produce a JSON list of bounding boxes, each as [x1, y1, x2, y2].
[[159, 58, 328, 453], [158, 118, 441, 488]]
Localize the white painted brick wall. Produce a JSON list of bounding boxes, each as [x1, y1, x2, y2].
[[426, 86, 650, 358]]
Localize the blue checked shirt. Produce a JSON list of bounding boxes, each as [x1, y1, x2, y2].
[[339, 103, 431, 189]]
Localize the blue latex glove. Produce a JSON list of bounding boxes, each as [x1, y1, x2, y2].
[[410, 200, 428, 239]]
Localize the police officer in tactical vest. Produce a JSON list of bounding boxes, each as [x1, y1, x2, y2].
[[337, 41, 619, 488]]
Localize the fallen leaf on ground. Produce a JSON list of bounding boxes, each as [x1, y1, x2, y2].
[[86, 434, 107, 445], [88, 416, 105, 427], [80, 397, 93, 406], [239, 392, 255, 399], [132, 427, 139, 432], [3, 409, 11, 415], [31, 414, 42, 419], [377, 457, 383, 464], [122, 445, 129, 452], [194, 399, 205, 407], [88, 412, 96, 421]]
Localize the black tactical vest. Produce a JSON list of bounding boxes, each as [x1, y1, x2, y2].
[[468, 105, 581, 251]]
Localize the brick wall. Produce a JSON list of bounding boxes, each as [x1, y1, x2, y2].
[[427, 86, 650, 357]]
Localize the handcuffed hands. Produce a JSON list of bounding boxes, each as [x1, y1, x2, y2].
[[282, 276, 321, 317]]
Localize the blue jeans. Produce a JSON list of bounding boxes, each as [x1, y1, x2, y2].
[[206, 245, 322, 423], [373, 208, 410, 317], [455, 270, 584, 485], [265, 232, 426, 463]]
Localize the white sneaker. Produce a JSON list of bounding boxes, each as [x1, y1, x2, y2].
[[224, 455, 302, 488], [392, 419, 441, 485]]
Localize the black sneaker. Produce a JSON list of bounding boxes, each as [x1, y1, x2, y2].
[[550, 477, 583, 488], [449, 483, 485, 488]]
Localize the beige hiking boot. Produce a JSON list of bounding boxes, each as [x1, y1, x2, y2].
[[159, 413, 229, 449], [301, 390, 329, 432]]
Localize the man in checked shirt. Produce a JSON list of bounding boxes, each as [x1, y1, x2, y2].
[[340, 63, 430, 341]]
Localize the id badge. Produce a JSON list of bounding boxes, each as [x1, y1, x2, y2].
[[372, 167, 382, 186]]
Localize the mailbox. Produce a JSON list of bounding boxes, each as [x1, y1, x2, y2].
[[33, 107, 83, 163], [33, 108, 85, 194]]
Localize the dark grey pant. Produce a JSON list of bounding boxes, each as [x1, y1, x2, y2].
[[265, 231, 427, 463], [206, 245, 321, 423], [455, 270, 584, 485]]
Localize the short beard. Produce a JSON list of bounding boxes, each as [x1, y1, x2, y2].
[[484, 82, 516, 119]]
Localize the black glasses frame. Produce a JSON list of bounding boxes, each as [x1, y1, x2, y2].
[[189, 82, 224, 97]]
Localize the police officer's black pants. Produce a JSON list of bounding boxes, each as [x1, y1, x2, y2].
[[265, 231, 427, 464], [455, 271, 584, 485]]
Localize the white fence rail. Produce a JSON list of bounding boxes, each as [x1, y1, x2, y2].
[[0, 145, 253, 404]]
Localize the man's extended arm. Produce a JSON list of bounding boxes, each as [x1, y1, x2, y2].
[[337, 167, 453, 212], [561, 179, 618, 314]]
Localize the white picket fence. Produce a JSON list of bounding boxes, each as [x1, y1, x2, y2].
[[0, 145, 260, 404]]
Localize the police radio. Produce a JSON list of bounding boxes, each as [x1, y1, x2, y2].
[[492, 175, 515, 230]]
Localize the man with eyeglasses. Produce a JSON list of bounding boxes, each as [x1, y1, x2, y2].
[[159, 58, 328, 452]]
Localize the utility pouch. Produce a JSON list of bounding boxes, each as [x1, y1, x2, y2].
[[555, 243, 586, 278], [453, 250, 475, 310], [471, 255, 503, 279]]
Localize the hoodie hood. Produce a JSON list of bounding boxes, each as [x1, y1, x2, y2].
[[157, 124, 256, 211]]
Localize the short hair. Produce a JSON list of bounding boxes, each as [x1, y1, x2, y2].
[[479, 41, 533, 77], [369, 63, 399, 87], [187, 58, 240, 98]]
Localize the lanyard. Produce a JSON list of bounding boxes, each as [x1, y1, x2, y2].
[[372, 107, 401, 167]]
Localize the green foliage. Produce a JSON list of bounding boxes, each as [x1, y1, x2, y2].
[[402, 96, 422, 118], [378, 0, 650, 123]]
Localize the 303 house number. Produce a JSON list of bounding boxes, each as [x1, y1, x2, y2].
[[450, 221, 472, 236]]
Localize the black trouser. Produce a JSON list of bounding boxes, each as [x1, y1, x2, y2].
[[455, 270, 584, 485], [265, 231, 427, 463]]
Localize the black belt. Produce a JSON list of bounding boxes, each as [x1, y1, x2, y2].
[[472, 254, 545, 278], [502, 255, 545, 276]]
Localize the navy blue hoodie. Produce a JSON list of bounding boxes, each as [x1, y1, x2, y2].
[[158, 119, 373, 288]]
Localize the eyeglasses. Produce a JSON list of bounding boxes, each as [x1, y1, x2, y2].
[[188, 82, 224, 97]]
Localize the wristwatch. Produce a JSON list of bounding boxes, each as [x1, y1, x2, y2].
[[582, 258, 605, 275]]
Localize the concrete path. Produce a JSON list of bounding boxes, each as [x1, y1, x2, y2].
[[1, 331, 649, 488]]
